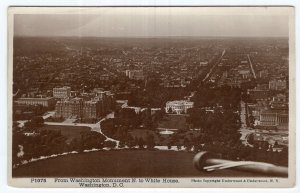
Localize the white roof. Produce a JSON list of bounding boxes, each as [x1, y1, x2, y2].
[[166, 100, 194, 105]]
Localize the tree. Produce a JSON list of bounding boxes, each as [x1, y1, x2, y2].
[[133, 137, 139, 148], [69, 138, 81, 151], [167, 142, 172, 150], [247, 133, 255, 145], [187, 108, 206, 128], [25, 116, 44, 129], [119, 108, 139, 127], [125, 134, 135, 148], [248, 115, 255, 126], [31, 116, 44, 125], [138, 137, 145, 149], [141, 108, 154, 130], [193, 144, 202, 152], [183, 138, 192, 151], [80, 131, 106, 150], [146, 134, 155, 149], [118, 141, 125, 148], [103, 141, 117, 148], [273, 141, 279, 148]]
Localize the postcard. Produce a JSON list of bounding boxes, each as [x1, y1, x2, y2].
[[7, 6, 295, 188]]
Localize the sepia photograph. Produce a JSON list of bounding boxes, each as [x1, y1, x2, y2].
[[7, 6, 295, 188]]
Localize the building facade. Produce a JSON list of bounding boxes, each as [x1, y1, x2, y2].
[[55, 91, 115, 119], [55, 97, 84, 118], [15, 97, 56, 107], [53, 86, 71, 99], [165, 100, 194, 114], [247, 88, 270, 101], [125, 70, 144, 80], [259, 110, 288, 128], [83, 101, 99, 119], [269, 79, 287, 91]]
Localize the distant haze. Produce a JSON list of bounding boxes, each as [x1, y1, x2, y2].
[[14, 8, 289, 38]]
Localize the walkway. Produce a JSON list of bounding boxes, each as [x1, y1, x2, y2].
[[18, 112, 120, 147]]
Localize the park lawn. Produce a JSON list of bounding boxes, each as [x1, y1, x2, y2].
[[40, 125, 91, 143], [158, 114, 188, 130]]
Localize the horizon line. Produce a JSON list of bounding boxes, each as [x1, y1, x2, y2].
[[14, 35, 289, 39]]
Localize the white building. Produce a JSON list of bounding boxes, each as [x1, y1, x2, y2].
[[53, 86, 71, 99], [125, 70, 144, 80], [269, 79, 287, 91], [165, 100, 194, 114]]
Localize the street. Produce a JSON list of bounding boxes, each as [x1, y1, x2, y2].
[[239, 101, 254, 146]]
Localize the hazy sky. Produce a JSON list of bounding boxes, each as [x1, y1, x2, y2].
[[14, 8, 289, 37]]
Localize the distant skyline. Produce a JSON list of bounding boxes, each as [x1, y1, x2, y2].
[[14, 8, 289, 38]]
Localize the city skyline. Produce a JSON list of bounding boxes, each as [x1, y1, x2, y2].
[[14, 8, 289, 38]]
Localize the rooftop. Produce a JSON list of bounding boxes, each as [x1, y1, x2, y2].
[[17, 97, 54, 101], [166, 100, 194, 105]]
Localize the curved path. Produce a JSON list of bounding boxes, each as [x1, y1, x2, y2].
[[17, 112, 120, 147], [44, 112, 120, 147]]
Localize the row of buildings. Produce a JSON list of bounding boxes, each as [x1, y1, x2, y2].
[[55, 88, 115, 119], [247, 92, 288, 130], [15, 97, 56, 108], [14, 86, 115, 120], [259, 111, 288, 127], [53, 86, 71, 99], [15, 86, 73, 108], [125, 70, 145, 80]]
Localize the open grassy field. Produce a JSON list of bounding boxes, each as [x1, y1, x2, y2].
[[157, 114, 188, 130], [40, 125, 91, 143], [13, 150, 264, 177]]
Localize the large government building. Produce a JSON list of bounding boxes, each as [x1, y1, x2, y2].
[[165, 100, 194, 114], [53, 86, 71, 99], [259, 110, 288, 129], [55, 89, 115, 119]]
